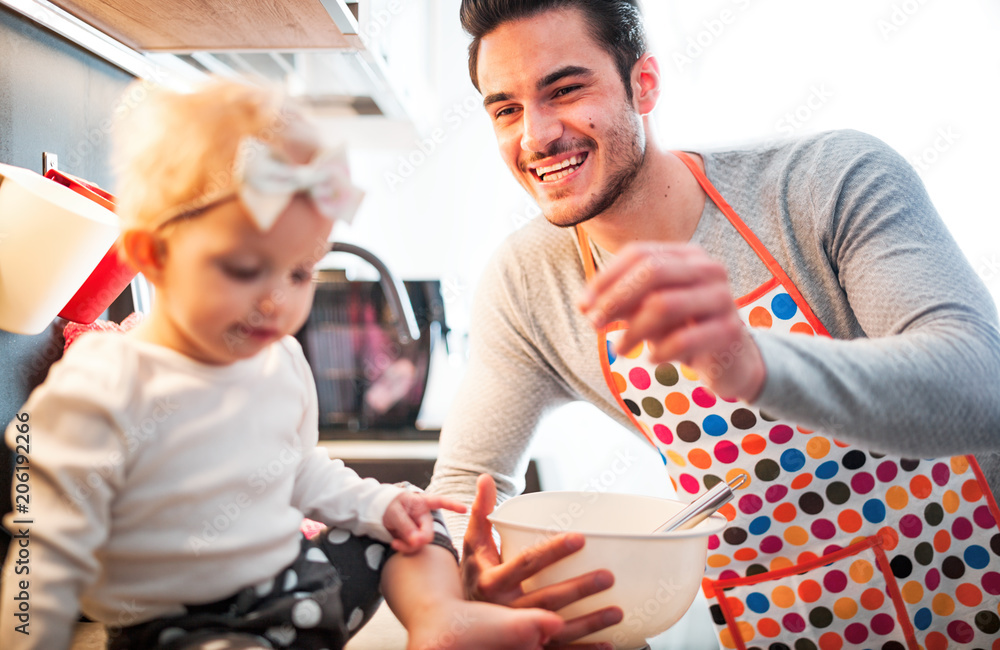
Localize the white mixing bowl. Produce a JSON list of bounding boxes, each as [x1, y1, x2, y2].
[[489, 491, 727, 649]]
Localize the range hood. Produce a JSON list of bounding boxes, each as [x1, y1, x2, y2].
[[0, 0, 416, 120]]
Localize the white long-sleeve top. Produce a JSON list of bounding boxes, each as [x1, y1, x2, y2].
[[1, 333, 403, 650]]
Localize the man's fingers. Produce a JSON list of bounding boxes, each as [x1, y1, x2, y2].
[[583, 252, 727, 328], [463, 474, 501, 563], [471, 473, 497, 519], [578, 241, 700, 309], [484, 532, 585, 589], [511, 569, 614, 612], [647, 316, 742, 365], [649, 317, 764, 401], [614, 282, 734, 355], [546, 606, 623, 647], [577, 243, 657, 310], [466, 474, 496, 540]]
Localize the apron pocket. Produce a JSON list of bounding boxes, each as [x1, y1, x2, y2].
[[707, 535, 918, 650]]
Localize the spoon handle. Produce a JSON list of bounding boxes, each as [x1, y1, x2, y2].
[[653, 473, 747, 534]]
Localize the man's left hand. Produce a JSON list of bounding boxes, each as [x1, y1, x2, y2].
[[578, 241, 766, 402]]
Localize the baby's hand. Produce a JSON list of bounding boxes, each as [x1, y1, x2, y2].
[[383, 491, 467, 554]]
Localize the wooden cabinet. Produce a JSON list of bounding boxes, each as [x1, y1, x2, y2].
[[47, 0, 356, 51], [1, 0, 424, 120]]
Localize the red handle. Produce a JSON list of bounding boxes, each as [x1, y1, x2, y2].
[[43, 169, 138, 324], [44, 168, 116, 210]]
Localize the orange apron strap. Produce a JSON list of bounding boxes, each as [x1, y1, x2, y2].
[[871, 541, 920, 649], [576, 226, 662, 451], [671, 151, 832, 338], [575, 225, 597, 280], [968, 454, 1000, 532]]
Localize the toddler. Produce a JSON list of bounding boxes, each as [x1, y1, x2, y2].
[[0, 79, 563, 650]]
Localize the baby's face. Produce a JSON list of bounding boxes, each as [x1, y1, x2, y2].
[[152, 195, 333, 365]]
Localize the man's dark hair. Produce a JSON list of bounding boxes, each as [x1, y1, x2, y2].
[[460, 0, 647, 100]]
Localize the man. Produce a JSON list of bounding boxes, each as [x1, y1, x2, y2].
[[428, 1, 1000, 647]]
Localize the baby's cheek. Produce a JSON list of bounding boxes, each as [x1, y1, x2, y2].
[[287, 288, 317, 331]]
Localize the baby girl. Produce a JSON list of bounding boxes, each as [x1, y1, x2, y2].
[[0, 79, 562, 650]]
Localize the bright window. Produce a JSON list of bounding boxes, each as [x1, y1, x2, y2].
[[645, 0, 1000, 304]]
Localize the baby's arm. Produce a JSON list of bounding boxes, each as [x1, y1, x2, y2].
[[290, 447, 408, 541], [286, 339, 410, 540]]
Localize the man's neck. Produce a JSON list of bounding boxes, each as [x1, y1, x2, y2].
[[578, 148, 706, 255]]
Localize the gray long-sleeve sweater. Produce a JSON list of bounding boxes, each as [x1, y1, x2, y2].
[[428, 129, 1000, 544]]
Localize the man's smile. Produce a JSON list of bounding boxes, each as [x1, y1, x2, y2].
[[530, 152, 589, 183]]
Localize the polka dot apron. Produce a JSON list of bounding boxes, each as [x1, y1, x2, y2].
[[576, 151, 1000, 650]]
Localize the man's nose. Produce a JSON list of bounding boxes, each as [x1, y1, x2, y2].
[[520, 105, 562, 154]]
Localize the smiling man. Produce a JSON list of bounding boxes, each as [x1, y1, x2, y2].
[[428, 1, 1000, 647]]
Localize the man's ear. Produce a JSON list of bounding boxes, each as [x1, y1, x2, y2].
[[121, 229, 166, 284], [632, 53, 661, 116]]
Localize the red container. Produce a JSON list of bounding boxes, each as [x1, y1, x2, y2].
[[44, 170, 137, 324]]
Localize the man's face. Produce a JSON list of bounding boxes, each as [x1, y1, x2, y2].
[[476, 8, 646, 228]]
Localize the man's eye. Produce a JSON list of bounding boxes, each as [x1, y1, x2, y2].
[[495, 106, 518, 119], [555, 85, 581, 98]]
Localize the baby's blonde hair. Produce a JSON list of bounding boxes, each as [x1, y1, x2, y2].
[[112, 77, 319, 231]]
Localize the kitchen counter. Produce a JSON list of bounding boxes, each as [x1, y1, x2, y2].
[[320, 438, 442, 490], [319, 438, 441, 460], [319, 426, 441, 441], [320, 439, 543, 493]]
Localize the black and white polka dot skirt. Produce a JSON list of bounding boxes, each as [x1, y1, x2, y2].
[[107, 515, 456, 650]]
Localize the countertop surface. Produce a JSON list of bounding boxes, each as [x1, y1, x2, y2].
[[319, 439, 440, 460], [319, 426, 441, 441]]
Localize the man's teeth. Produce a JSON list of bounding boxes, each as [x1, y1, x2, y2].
[[545, 167, 575, 181], [536, 155, 585, 181], [537, 155, 583, 175]]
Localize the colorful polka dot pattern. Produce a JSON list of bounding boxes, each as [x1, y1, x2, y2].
[[714, 549, 912, 649], [605, 282, 1000, 647]]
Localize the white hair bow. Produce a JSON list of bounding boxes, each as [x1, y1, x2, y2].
[[235, 136, 365, 231]]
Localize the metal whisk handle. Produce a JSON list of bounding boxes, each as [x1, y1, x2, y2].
[[653, 474, 747, 534]]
